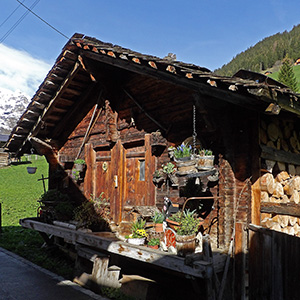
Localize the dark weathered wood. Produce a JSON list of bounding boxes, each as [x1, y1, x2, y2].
[[20, 218, 213, 279], [260, 144, 300, 165], [260, 202, 300, 217]]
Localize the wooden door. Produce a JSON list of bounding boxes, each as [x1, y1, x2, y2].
[[86, 134, 155, 224]]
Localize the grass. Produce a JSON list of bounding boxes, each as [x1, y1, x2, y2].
[[268, 64, 300, 91], [0, 156, 74, 279]]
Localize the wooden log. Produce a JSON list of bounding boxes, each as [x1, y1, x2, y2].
[[270, 223, 282, 232], [270, 196, 280, 203], [293, 223, 300, 235], [267, 123, 279, 142], [275, 171, 290, 184], [281, 139, 289, 152], [273, 182, 284, 198], [278, 215, 289, 227], [284, 179, 295, 196], [277, 161, 286, 171], [290, 190, 300, 204], [281, 194, 289, 203], [288, 164, 296, 176], [261, 191, 269, 202], [260, 173, 275, 194], [283, 124, 292, 139], [259, 128, 268, 145], [282, 226, 295, 235], [261, 218, 275, 229], [289, 216, 298, 226]]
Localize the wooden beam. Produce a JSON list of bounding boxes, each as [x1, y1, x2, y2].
[[260, 202, 300, 218], [20, 218, 213, 279], [260, 145, 300, 165], [81, 50, 273, 111]]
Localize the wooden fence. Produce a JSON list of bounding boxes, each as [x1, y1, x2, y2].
[[249, 224, 300, 300]]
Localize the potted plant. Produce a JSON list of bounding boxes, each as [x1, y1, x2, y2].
[[73, 159, 86, 172], [175, 209, 200, 257], [147, 238, 160, 249], [152, 169, 165, 184], [166, 211, 182, 231], [173, 143, 192, 161], [173, 143, 197, 174], [151, 211, 165, 232], [126, 219, 148, 245], [162, 162, 178, 186], [197, 149, 214, 170]]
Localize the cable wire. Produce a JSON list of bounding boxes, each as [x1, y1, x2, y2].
[[0, 0, 25, 29], [15, 0, 69, 40], [0, 0, 40, 43]]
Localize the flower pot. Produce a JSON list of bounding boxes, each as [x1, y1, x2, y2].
[[166, 218, 181, 231], [74, 164, 84, 172], [197, 155, 214, 170], [154, 223, 164, 233], [127, 237, 146, 245], [27, 166, 37, 174], [176, 159, 197, 175], [148, 245, 159, 250], [175, 233, 196, 257]]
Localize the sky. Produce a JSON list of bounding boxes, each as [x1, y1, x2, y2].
[[0, 0, 300, 98]]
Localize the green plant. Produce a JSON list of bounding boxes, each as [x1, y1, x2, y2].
[[173, 143, 192, 159], [162, 162, 175, 175], [148, 238, 160, 246], [130, 219, 147, 238], [153, 169, 163, 178], [39, 189, 70, 203], [199, 149, 213, 156], [168, 211, 183, 223], [176, 209, 200, 236], [151, 211, 165, 224], [54, 201, 74, 220], [74, 193, 109, 229], [74, 159, 85, 165]]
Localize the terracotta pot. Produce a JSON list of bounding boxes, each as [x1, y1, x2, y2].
[[155, 223, 164, 233], [175, 234, 196, 257], [148, 245, 159, 250], [166, 218, 180, 231]]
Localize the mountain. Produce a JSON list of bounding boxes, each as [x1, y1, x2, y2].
[[215, 24, 300, 76], [0, 88, 29, 135]]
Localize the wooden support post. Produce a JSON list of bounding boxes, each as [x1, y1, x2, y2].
[[0, 202, 2, 234]]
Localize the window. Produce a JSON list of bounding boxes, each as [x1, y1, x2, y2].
[[139, 160, 145, 181]]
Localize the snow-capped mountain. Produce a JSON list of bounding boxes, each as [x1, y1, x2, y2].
[[0, 88, 30, 134]]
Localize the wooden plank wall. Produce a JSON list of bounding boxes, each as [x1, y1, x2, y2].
[[249, 224, 300, 300]]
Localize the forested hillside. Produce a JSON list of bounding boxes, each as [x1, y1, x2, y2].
[[215, 24, 300, 76]]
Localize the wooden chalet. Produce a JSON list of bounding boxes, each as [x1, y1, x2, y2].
[[5, 33, 300, 299]]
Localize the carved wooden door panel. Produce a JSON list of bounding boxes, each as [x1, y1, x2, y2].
[[87, 134, 155, 224]]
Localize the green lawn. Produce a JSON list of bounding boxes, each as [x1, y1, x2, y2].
[[268, 64, 300, 91], [0, 156, 74, 279]]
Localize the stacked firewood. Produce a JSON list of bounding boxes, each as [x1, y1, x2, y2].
[[260, 119, 300, 154], [261, 171, 300, 236]]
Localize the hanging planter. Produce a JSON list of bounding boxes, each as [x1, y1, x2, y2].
[[196, 149, 214, 170], [73, 159, 86, 172], [176, 159, 197, 175], [27, 166, 37, 174]]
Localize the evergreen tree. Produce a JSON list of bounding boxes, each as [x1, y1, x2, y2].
[[278, 56, 298, 92]]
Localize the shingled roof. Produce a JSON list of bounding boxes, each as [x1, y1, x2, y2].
[[4, 33, 300, 156]]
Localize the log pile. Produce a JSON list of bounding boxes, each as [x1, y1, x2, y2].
[[260, 119, 300, 174], [260, 171, 300, 236]]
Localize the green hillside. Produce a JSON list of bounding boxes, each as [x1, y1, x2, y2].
[[268, 64, 300, 92], [215, 24, 300, 76]]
